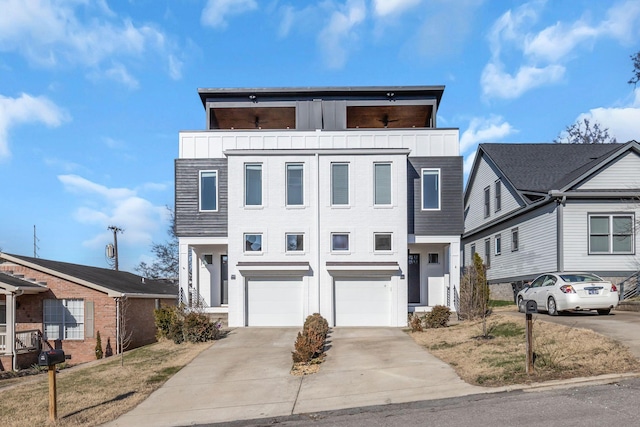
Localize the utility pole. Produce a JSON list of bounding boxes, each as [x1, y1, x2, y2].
[[107, 226, 124, 271]]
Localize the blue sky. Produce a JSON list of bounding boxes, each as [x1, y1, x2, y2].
[[1, 0, 639, 272]]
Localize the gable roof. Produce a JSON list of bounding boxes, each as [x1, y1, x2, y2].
[[0, 253, 177, 298], [0, 270, 49, 294], [479, 142, 623, 193]]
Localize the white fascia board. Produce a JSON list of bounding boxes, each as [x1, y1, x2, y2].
[[224, 148, 412, 156], [408, 235, 461, 244], [179, 236, 229, 246]]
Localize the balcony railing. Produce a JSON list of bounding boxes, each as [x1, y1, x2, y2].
[[0, 333, 5, 353], [15, 329, 41, 354]]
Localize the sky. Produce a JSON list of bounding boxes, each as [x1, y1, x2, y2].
[[1, 0, 639, 273]]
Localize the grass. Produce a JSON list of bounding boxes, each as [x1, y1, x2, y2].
[[410, 309, 639, 387], [0, 339, 212, 427]]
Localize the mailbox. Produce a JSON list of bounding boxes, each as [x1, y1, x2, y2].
[[38, 349, 66, 366], [525, 300, 538, 314]]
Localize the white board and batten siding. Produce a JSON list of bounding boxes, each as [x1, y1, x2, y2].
[[562, 201, 640, 272], [576, 152, 640, 190], [464, 155, 524, 233], [465, 203, 558, 282]]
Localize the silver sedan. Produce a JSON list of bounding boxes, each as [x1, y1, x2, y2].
[[517, 272, 619, 316]]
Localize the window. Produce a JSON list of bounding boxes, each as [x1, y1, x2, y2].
[[199, 171, 218, 211], [43, 299, 84, 340], [422, 169, 440, 210], [589, 214, 634, 254], [495, 180, 502, 212], [286, 234, 304, 252], [331, 233, 349, 251], [245, 164, 262, 206], [331, 163, 349, 205], [511, 228, 519, 251], [495, 234, 502, 255], [244, 234, 262, 252], [484, 186, 490, 217], [286, 164, 304, 206], [428, 253, 439, 264], [484, 238, 491, 268], [374, 233, 392, 251], [470, 244, 476, 259], [203, 254, 213, 265], [374, 163, 391, 205]]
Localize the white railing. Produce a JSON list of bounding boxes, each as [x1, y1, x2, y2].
[[0, 333, 5, 353], [15, 329, 41, 353]]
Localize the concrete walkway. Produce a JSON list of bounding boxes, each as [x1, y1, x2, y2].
[[106, 328, 485, 426]]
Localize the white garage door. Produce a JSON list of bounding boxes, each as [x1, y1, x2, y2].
[[247, 278, 303, 326], [334, 278, 390, 326]]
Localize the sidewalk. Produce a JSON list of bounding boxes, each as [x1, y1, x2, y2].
[[106, 327, 485, 426]]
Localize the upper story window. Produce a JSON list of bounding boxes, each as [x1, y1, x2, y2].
[[495, 180, 502, 212], [374, 163, 392, 205], [245, 164, 262, 206], [244, 234, 263, 252], [589, 214, 634, 254], [286, 164, 304, 206], [286, 233, 304, 252], [512, 228, 519, 252], [331, 163, 349, 206], [44, 299, 84, 340], [374, 233, 392, 251], [484, 186, 490, 218], [199, 170, 218, 211], [421, 169, 440, 210], [331, 233, 350, 252]]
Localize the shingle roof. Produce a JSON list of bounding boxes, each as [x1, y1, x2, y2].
[[0, 253, 177, 297], [0, 270, 47, 290], [480, 143, 622, 192]]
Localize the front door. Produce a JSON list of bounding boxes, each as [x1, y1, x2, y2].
[[408, 254, 421, 304], [221, 255, 228, 305]]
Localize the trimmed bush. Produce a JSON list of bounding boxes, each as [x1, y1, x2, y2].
[[424, 305, 451, 329], [95, 331, 103, 360], [292, 313, 329, 364], [154, 306, 224, 344], [154, 306, 180, 339]]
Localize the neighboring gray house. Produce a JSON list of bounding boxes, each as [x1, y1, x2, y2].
[[175, 86, 464, 327], [462, 141, 640, 300]]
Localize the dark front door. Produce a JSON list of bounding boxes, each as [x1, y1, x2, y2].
[[408, 254, 421, 304], [221, 255, 228, 305]]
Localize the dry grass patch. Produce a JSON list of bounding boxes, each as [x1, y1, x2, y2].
[[0, 339, 211, 427], [410, 313, 639, 387]]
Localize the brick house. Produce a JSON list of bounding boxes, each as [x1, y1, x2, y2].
[[0, 253, 177, 371]]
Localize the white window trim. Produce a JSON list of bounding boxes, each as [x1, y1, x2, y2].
[[286, 163, 304, 207], [285, 233, 305, 254], [495, 234, 502, 256], [43, 299, 84, 341], [511, 228, 519, 252], [331, 162, 350, 207], [484, 238, 491, 268], [588, 213, 635, 255], [244, 163, 263, 208], [494, 180, 502, 213], [331, 232, 351, 253], [484, 186, 490, 218], [199, 170, 218, 212], [373, 162, 393, 207], [421, 168, 441, 211], [373, 232, 393, 252], [243, 233, 264, 254]]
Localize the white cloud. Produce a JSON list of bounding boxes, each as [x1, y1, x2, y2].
[[103, 63, 139, 89], [0, 0, 181, 85], [372, 0, 421, 17], [460, 115, 515, 153], [482, 1, 640, 99], [0, 93, 69, 159], [58, 174, 168, 248], [201, 0, 258, 29], [318, 0, 367, 69]]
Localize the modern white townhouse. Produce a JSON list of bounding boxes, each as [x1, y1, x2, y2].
[[175, 86, 463, 327]]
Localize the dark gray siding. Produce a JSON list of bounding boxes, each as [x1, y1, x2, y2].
[[175, 158, 228, 237], [408, 157, 463, 235]]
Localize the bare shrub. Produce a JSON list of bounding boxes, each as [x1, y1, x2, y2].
[[424, 305, 451, 329]]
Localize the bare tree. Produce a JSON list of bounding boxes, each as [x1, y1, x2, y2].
[[629, 51, 640, 86], [136, 206, 178, 281], [554, 118, 617, 144], [459, 253, 491, 336], [116, 296, 134, 366]]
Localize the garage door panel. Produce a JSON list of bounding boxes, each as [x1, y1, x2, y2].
[[247, 278, 303, 326], [335, 278, 390, 326]]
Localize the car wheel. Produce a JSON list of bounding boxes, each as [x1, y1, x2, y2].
[[517, 296, 524, 313], [547, 297, 558, 316], [597, 309, 611, 315]]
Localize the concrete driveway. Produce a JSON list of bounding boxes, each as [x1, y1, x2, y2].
[[502, 309, 640, 359], [107, 327, 485, 427]]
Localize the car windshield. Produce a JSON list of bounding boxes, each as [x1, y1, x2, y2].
[[559, 273, 603, 283]]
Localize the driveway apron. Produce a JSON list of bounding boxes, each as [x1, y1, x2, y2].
[[108, 327, 485, 426]]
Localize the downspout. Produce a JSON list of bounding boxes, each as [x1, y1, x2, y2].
[[115, 296, 121, 354], [11, 290, 22, 371], [557, 196, 566, 272], [316, 152, 321, 317]]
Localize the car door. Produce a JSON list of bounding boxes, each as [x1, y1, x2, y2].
[[537, 275, 558, 309], [524, 275, 546, 304]]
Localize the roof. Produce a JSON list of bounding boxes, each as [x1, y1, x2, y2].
[[480, 142, 623, 193], [0, 253, 177, 298], [0, 270, 49, 294]]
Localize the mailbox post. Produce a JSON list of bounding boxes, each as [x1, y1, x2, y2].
[[38, 349, 65, 421], [523, 300, 537, 374]]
